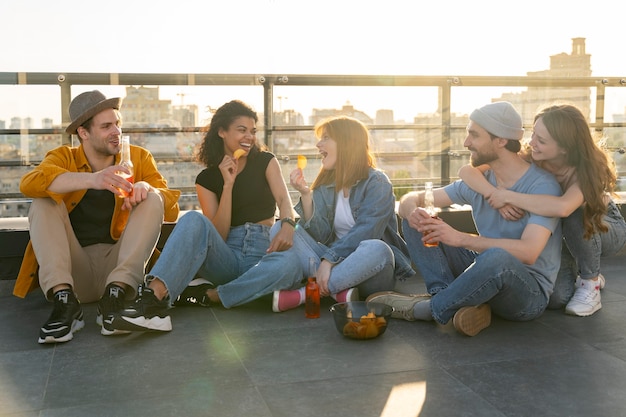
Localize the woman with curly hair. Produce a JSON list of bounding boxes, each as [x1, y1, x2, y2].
[[111, 100, 295, 332]]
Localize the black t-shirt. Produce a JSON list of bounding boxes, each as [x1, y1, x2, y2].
[[69, 189, 116, 246], [195, 150, 277, 226]]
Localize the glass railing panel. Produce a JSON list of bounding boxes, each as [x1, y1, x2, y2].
[[272, 85, 441, 126], [0, 85, 62, 130]]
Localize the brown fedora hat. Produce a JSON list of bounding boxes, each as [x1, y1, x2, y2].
[[65, 90, 122, 134]]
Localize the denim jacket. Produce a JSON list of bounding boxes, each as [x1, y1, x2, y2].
[[294, 168, 415, 280]]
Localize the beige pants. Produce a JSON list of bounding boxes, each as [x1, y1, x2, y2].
[[28, 193, 164, 302]]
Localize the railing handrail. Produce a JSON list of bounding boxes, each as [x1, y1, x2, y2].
[[2, 71, 626, 214]]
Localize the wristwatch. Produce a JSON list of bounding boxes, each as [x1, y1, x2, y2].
[[281, 217, 296, 228]]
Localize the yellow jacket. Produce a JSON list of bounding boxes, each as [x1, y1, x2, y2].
[[14, 144, 181, 298]]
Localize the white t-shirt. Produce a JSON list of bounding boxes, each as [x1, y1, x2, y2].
[[334, 191, 355, 239]]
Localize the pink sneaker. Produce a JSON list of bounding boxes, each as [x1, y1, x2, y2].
[[272, 288, 305, 312], [333, 288, 359, 303]]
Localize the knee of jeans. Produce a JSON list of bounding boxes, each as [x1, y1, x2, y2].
[[479, 247, 511, 264], [357, 240, 395, 267], [177, 211, 212, 235], [179, 210, 204, 226]]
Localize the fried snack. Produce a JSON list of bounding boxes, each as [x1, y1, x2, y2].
[[233, 149, 246, 159], [342, 312, 386, 339], [297, 155, 307, 169], [343, 321, 360, 338]]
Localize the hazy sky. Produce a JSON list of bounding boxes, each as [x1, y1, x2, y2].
[[1, 0, 624, 125]]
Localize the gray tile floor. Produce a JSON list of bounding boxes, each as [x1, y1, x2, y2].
[[1, 253, 625, 417]]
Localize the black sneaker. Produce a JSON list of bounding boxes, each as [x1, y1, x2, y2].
[[110, 284, 172, 332], [173, 278, 214, 307], [96, 283, 131, 336], [38, 289, 85, 344]]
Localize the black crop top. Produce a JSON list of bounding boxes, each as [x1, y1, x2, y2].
[[195, 150, 277, 226]]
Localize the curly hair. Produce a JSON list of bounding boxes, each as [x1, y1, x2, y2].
[[196, 100, 261, 168]]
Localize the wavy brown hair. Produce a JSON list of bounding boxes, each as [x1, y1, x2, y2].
[[311, 116, 376, 191], [535, 104, 617, 238]]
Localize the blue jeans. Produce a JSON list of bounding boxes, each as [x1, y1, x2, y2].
[[549, 200, 626, 308], [217, 222, 397, 308], [148, 211, 270, 305], [402, 219, 548, 324]]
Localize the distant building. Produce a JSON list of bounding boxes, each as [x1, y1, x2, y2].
[[376, 109, 394, 125], [41, 118, 53, 129], [497, 37, 592, 123], [172, 105, 198, 127], [122, 86, 171, 125], [10, 117, 32, 129], [309, 102, 373, 125]]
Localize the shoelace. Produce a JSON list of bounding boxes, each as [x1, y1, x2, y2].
[[398, 308, 415, 321], [572, 284, 600, 302]]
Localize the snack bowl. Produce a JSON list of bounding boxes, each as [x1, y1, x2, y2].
[[329, 301, 393, 340]]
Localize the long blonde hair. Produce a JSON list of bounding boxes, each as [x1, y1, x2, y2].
[[311, 116, 376, 191], [535, 104, 616, 238]]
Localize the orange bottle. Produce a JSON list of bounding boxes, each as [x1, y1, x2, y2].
[[305, 277, 320, 319]]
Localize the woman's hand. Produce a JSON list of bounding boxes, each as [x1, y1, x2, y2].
[[218, 155, 238, 187], [289, 168, 310, 196], [488, 189, 525, 221], [316, 260, 333, 297], [266, 224, 294, 253], [408, 207, 464, 247]]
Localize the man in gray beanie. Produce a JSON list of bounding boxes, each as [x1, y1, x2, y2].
[[367, 101, 563, 337], [16, 90, 181, 344]]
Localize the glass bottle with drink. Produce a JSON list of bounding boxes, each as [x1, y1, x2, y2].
[[423, 181, 439, 247], [116, 135, 134, 198], [305, 258, 320, 318]]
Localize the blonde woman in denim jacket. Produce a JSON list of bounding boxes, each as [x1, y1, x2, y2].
[[270, 115, 415, 312]]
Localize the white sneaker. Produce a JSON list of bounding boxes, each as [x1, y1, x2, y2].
[[565, 279, 602, 316], [575, 274, 605, 290]]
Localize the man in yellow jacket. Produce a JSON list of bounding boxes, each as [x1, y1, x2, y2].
[[16, 90, 180, 344]]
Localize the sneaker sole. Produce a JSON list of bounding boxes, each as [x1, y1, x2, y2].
[[565, 302, 602, 317], [38, 318, 85, 344], [97, 315, 132, 336], [113, 315, 172, 332], [453, 304, 491, 336]]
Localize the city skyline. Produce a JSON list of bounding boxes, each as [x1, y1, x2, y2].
[[2, 37, 624, 130], [2, 0, 625, 127]]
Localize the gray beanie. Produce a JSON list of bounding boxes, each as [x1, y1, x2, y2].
[[469, 101, 524, 140]]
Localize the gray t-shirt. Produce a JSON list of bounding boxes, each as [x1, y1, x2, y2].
[[444, 163, 562, 298]]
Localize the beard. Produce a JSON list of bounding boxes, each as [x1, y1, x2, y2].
[[470, 148, 498, 167]]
